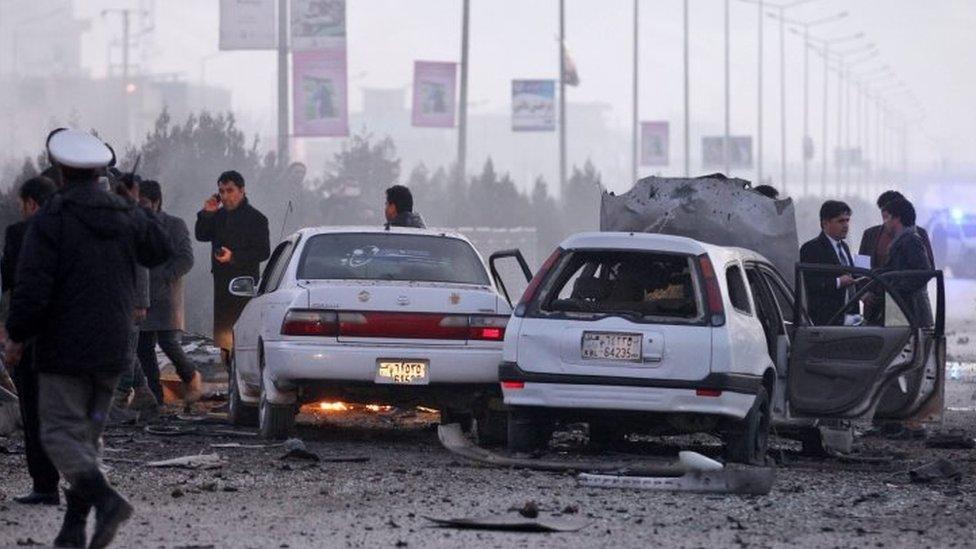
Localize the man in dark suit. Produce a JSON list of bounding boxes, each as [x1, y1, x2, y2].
[[859, 190, 934, 268], [799, 200, 858, 326], [881, 197, 934, 326]]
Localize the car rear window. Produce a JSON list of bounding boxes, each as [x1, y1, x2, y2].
[[297, 233, 491, 285], [535, 250, 704, 323]]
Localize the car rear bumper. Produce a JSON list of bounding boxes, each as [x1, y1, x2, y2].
[[499, 362, 758, 419], [264, 340, 502, 387]]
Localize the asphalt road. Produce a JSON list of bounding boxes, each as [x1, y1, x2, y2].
[[1, 279, 975, 549]]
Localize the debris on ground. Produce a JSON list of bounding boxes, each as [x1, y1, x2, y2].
[[424, 515, 588, 533], [909, 459, 963, 483], [509, 501, 539, 518], [925, 431, 976, 450], [280, 438, 320, 461], [577, 468, 775, 496], [147, 453, 225, 470]]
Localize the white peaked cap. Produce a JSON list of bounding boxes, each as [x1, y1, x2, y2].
[[47, 129, 113, 169]]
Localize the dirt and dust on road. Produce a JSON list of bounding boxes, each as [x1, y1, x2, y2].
[[2, 282, 976, 549]]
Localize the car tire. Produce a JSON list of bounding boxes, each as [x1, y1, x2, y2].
[[587, 422, 627, 450], [258, 393, 295, 440], [723, 387, 770, 465], [507, 407, 550, 453], [228, 353, 258, 427], [474, 405, 508, 447]]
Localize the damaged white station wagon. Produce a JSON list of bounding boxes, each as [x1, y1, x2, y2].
[[225, 227, 526, 439], [499, 231, 946, 464]]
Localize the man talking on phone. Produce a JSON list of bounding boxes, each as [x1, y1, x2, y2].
[[195, 171, 270, 370]]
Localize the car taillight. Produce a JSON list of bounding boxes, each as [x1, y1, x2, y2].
[[468, 315, 509, 341], [696, 388, 722, 397], [281, 310, 339, 336], [698, 254, 726, 327], [502, 381, 525, 390], [514, 247, 562, 317]]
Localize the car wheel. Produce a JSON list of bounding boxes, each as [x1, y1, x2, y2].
[[228, 353, 258, 427], [507, 407, 550, 453], [474, 404, 508, 447], [587, 421, 627, 450], [723, 387, 770, 465]]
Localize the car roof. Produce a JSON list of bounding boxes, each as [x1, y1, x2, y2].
[[291, 226, 474, 242], [559, 231, 774, 267]]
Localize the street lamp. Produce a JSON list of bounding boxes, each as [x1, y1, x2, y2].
[[799, 30, 863, 195], [769, 8, 847, 195], [817, 42, 874, 193]]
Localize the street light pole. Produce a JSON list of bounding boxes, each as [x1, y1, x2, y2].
[[276, 0, 289, 166], [457, 0, 470, 181], [632, 0, 639, 183], [778, 6, 786, 190], [683, 0, 690, 177], [559, 0, 567, 196], [757, 0, 763, 185], [724, 0, 731, 176]]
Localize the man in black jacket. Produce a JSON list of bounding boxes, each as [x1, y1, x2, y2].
[[859, 190, 934, 268], [4, 129, 171, 549], [138, 180, 201, 405], [195, 171, 270, 362], [1, 176, 58, 506], [799, 200, 859, 326], [881, 197, 934, 326], [384, 185, 426, 229]]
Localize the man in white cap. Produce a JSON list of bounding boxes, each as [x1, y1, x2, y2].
[[3, 129, 172, 549]]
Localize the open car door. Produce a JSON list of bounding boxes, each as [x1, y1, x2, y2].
[[787, 263, 945, 421], [488, 249, 533, 307]]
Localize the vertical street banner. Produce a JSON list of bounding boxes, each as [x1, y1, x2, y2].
[[702, 136, 753, 169], [511, 80, 556, 132], [640, 121, 669, 166], [411, 61, 458, 128], [291, 0, 347, 51], [219, 0, 276, 50], [292, 49, 349, 137]]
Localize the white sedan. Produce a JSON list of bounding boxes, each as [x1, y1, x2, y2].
[[226, 226, 529, 439]]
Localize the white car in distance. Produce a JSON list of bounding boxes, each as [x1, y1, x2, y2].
[[227, 226, 529, 439]]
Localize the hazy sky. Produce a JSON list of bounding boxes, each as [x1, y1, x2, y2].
[[23, 0, 976, 188]]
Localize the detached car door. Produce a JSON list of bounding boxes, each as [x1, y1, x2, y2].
[[787, 263, 945, 421]]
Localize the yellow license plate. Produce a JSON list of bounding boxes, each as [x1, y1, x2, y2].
[[376, 360, 430, 385]]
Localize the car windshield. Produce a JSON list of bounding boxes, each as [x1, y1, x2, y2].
[[537, 250, 704, 323], [297, 233, 491, 285]]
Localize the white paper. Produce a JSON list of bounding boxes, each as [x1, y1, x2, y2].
[[854, 254, 871, 269]]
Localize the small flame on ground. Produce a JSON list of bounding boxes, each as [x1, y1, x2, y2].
[[312, 401, 393, 413], [319, 401, 349, 412]]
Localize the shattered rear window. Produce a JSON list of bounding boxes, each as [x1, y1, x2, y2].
[[535, 250, 704, 323], [297, 233, 490, 285]]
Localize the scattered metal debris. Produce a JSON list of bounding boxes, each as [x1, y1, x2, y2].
[[908, 459, 962, 483], [147, 454, 226, 470], [424, 515, 588, 533], [438, 423, 775, 495], [925, 431, 976, 449]]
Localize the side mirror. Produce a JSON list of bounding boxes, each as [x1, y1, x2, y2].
[[229, 276, 257, 297]]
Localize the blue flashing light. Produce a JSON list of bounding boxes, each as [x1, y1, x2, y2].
[[950, 208, 965, 223]]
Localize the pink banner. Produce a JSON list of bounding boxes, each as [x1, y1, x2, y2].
[[412, 61, 457, 128], [292, 48, 348, 137], [641, 121, 670, 166]]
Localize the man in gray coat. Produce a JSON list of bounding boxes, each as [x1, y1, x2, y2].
[[136, 180, 202, 405]]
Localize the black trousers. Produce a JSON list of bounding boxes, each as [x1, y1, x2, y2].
[[12, 343, 59, 494], [136, 330, 198, 403]]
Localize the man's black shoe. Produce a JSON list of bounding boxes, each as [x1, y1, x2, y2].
[[53, 489, 91, 548], [76, 472, 133, 549], [13, 491, 59, 505]]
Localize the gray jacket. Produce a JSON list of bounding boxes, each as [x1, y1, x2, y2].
[[885, 226, 934, 327], [142, 211, 194, 332], [385, 211, 426, 229]]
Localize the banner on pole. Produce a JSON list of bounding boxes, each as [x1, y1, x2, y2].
[[702, 136, 753, 169], [291, 0, 346, 51], [640, 121, 669, 166], [411, 61, 457, 128], [511, 80, 556, 132], [219, 0, 276, 50], [292, 49, 348, 137]]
